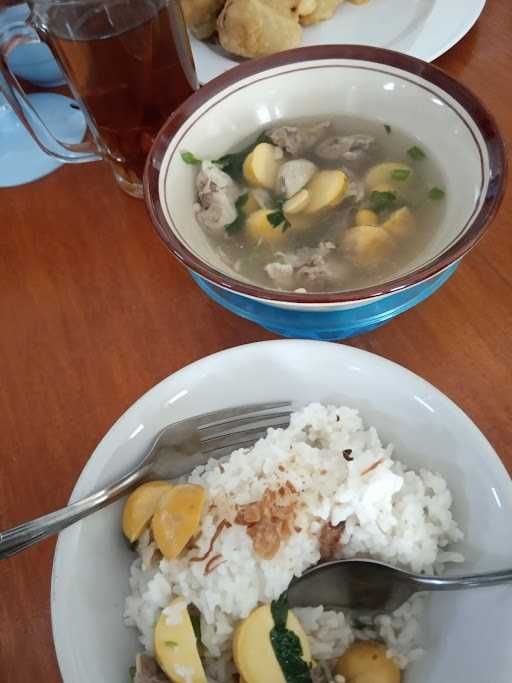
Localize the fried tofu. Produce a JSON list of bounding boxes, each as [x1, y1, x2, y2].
[[217, 0, 302, 58], [300, 0, 344, 26], [185, 0, 367, 57], [181, 0, 226, 39]]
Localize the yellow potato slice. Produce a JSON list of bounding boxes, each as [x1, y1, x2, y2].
[[233, 604, 312, 683], [151, 484, 206, 560], [243, 152, 259, 186], [335, 640, 401, 683], [288, 213, 312, 232], [341, 226, 395, 269], [155, 597, 207, 683], [243, 143, 282, 189], [305, 170, 348, 214], [365, 162, 413, 191], [246, 209, 288, 245], [355, 209, 379, 227], [242, 190, 261, 216], [122, 481, 173, 543], [381, 206, 416, 239], [284, 189, 310, 215]]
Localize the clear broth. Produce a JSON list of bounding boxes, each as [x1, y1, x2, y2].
[[201, 116, 447, 293]]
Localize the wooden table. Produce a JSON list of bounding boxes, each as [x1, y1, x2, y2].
[[1, 3, 511, 680]]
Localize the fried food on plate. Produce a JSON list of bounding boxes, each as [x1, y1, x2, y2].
[[217, 0, 302, 58], [181, 0, 226, 39], [300, 0, 345, 26], [183, 0, 370, 58]]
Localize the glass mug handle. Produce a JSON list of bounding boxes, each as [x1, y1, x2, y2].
[[0, 19, 101, 163]]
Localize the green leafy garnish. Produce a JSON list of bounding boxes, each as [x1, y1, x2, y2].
[[407, 145, 426, 161], [271, 593, 288, 629], [225, 192, 249, 235], [270, 593, 312, 683], [266, 195, 291, 232], [384, 124, 392, 134], [267, 209, 290, 231], [164, 640, 178, 648], [189, 609, 201, 643], [390, 168, 410, 181], [352, 617, 370, 630], [181, 151, 202, 165], [429, 187, 445, 200], [129, 665, 136, 682], [214, 131, 271, 180], [369, 190, 397, 213]]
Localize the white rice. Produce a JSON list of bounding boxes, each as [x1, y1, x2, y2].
[[124, 404, 464, 679]]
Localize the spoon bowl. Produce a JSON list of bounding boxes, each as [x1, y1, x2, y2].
[[287, 558, 512, 615]]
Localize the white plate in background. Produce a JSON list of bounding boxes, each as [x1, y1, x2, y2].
[[191, 0, 487, 83]]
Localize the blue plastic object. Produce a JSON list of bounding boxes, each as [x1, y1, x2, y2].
[[8, 41, 66, 87], [191, 264, 458, 340], [0, 92, 86, 187], [1, 3, 66, 87]]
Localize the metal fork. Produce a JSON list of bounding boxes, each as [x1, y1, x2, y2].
[[0, 402, 292, 560]]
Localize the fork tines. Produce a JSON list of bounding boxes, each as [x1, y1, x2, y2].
[[198, 401, 293, 455]]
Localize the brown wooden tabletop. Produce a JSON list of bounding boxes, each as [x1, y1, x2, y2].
[[1, 3, 511, 681]]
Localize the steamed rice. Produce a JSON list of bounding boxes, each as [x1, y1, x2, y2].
[[124, 403, 464, 679]]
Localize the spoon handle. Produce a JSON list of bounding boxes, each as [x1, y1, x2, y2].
[[415, 568, 512, 591], [0, 466, 146, 560]]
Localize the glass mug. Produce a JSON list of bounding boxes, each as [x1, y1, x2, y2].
[[0, 1, 198, 197]]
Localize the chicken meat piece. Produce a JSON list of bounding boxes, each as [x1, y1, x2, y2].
[[180, 0, 226, 39], [300, 0, 344, 25], [134, 654, 169, 683], [315, 134, 376, 163], [319, 521, 345, 561], [269, 120, 331, 157], [346, 176, 365, 203], [195, 160, 240, 234], [217, 0, 302, 58], [265, 241, 349, 290]]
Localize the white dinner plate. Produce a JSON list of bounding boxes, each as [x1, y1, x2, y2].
[[191, 0, 486, 83], [51, 340, 512, 683]]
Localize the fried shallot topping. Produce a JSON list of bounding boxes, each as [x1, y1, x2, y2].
[[190, 519, 231, 563], [235, 483, 298, 559], [361, 458, 384, 476], [204, 553, 225, 575], [319, 521, 345, 561]]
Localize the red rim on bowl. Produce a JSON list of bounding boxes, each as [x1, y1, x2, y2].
[[144, 45, 506, 305]]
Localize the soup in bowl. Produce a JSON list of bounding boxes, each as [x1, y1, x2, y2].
[[144, 46, 505, 335]]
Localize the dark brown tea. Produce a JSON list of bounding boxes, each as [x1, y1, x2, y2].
[[37, 0, 197, 196]]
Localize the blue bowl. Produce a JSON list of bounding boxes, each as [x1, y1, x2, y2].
[[191, 264, 458, 341], [145, 46, 506, 343]]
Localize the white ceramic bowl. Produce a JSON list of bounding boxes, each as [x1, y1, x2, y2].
[[51, 340, 512, 683], [145, 46, 505, 312]]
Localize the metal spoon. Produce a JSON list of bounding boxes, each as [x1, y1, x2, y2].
[[287, 558, 512, 615]]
